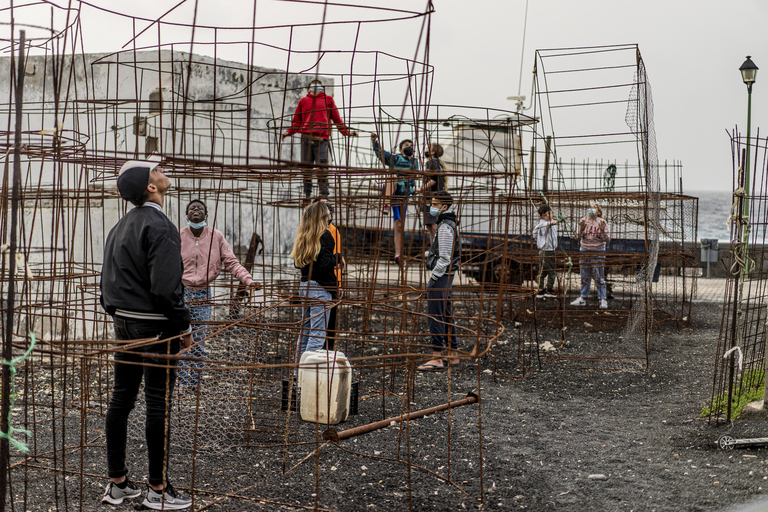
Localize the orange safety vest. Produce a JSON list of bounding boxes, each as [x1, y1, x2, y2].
[[328, 223, 342, 284]]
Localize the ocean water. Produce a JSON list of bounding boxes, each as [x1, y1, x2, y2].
[[691, 190, 732, 242]]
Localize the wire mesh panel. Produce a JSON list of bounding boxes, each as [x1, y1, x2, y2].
[[708, 131, 768, 423]]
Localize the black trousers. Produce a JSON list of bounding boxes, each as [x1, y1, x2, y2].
[[301, 135, 329, 197], [427, 274, 457, 350], [538, 250, 556, 291], [325, 304, 338, 351], [105, 317, 179, 486]]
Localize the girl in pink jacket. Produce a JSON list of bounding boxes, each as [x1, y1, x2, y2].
[[179, 199, 261, 389], [570, 202, 610, 309]]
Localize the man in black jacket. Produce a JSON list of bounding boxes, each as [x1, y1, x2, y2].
[[100, 158, 193, 510]]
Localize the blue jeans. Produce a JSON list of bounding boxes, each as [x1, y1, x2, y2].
[[296, 281, 332, 361], [106, 317, 179, 486], [427, 274, 457, 350], [179, 287, 212, 387], [579, 248, 606, 300]]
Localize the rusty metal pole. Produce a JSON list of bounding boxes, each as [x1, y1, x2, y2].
[[542, 136, 551, 193], [323, 392, 479, 442], [527, 146, 535, 192], [727, 150, 747, 420], [0, 29, 26, 512]]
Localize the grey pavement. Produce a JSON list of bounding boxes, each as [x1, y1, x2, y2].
[[348, 259, 731, 305], [693, 277, 728, 303]]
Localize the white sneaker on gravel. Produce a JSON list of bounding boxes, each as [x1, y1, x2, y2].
[[102, 480, 141, 505], [600, 299, 608, 309], [570, 297, 586, 306], [143, 483, 191, 510]]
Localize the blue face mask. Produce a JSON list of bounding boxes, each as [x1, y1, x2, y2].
[[310, 84, 324, 93], [429, 206, 442, 217], [187, 220, 207, 229], [587, 208, 597, 217]]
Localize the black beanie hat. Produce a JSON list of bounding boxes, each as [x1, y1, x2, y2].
[[117, 158, 161, 205]]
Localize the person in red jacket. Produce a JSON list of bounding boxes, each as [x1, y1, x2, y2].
[[281, 80, 357, 199]]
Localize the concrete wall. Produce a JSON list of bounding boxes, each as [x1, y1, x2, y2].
[[0, 50, 334, 267], [695, 242, 768, 279], [0, 50, 336, 340]]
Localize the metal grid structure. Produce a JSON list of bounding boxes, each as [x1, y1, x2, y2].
[[708, 130, 768, 423], [527, 45, 698, 369], [0, 3, 699, 511]]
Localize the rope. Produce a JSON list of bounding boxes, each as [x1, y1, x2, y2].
[[726, 187, 748, 229], [723, 346, 743, 372], [726, 187, 754, 278], [0, 332, 36, 453]]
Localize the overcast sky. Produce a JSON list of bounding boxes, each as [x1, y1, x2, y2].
[[9, 0, 767, 193]]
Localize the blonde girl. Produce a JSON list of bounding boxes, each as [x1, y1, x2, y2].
[[291, 201, 343, 359]]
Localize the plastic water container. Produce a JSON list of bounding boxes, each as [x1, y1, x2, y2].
[[299, 350, 352, 425]]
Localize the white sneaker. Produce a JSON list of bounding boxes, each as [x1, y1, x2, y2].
[[143, 484, 191, 510], [570, 297, 586, 306], [600, 299, 608, 309], [102, 480, 142, 505]]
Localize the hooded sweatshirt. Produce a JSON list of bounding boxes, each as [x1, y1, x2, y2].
[[284, 91, 352, 140], [576, 216, 610, 251], [533, 218, 558, 251], [427, 210, 461, 280]]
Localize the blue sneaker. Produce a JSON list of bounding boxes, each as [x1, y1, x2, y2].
[[102, 479, 141, 505]]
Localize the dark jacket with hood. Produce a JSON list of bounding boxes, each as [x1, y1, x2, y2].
[[285, 91, 352, 140], [426, 211, 461, 280]]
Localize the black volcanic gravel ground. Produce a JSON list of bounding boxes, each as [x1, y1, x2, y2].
[[15, 302, 768, 511]]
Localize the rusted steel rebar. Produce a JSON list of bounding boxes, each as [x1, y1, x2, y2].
[[322, 392, 479, 442]]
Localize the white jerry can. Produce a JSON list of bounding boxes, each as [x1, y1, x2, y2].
[[299, 350, 352, 425]]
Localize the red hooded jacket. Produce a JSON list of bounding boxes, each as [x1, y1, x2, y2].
[[285, 92, 352, 140]]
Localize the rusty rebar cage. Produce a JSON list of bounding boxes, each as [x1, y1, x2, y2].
[[0, 2, 699, 510], [708, 130, 768, 423]]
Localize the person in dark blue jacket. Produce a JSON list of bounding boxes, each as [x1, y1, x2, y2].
[[371, 133, 419, 266], [100, 158, 192, 510]]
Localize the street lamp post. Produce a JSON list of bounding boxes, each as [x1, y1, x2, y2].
[[735, 56, 767, 411], [739, 56, 757, 275], [740, 56, 758, 171]]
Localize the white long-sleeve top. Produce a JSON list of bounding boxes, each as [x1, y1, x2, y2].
[[532, 218, 558, 251]]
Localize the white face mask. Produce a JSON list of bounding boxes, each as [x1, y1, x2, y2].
[[429, 206, 441, 217]]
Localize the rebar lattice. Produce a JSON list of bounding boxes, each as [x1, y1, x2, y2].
[[0, 3, 698, 511]]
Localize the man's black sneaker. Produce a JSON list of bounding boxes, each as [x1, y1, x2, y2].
[[536, 289, 546, 298], [544, 290, 557, 298], [102, 479, 141, 505], [143, 483, 191, 510]]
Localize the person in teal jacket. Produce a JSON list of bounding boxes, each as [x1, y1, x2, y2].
[[371, 133, 419, 266]]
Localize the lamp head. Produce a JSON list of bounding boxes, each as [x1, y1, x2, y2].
[[740, 56, 758, 86]]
